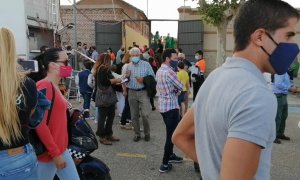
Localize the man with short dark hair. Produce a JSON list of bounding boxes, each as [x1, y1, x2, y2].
[[91, 46, 99, 61], [156, 48, 184, 173], [173, 0, 299, 179]]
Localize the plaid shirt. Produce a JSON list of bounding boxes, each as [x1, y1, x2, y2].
[[156, 64, 184, 113], [127, 60, 155, 89]]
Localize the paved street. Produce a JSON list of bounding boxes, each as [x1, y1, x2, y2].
[[70, 77, 300, 180]]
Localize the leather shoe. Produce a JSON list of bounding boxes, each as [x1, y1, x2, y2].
[[107, 136, 120, 141], [99, 137, 112, 145], [273, 138, 281, 144], [144, 135, 150, 142], [133, 135, 141, 142], [277, 134, 290, 141]]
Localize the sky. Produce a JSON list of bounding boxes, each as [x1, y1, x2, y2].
[[61, 0, 300, 38]]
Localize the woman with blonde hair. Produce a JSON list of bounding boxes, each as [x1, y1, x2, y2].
[[94, 53, 121, 145], [0, 27, 38, 179]]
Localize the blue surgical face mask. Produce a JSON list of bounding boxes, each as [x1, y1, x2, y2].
[[261, 32, 299, 75], [131, 57, 140, 64], [170, 59, 178, 72]]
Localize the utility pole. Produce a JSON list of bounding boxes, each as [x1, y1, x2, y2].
[[146, 0, 148, 17], [183, 0, 187, 20], [73, 0, 78, 70]]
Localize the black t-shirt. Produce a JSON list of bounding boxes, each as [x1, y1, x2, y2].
[[157, 44, 163, 53], [96, 68, 113, 87], [0, 78, 37, 150]]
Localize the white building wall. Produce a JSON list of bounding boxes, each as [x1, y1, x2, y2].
[[0, 0, 28, 58], [25, 0, 59, 29]]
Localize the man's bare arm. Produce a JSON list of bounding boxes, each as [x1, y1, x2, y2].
[[220, 138, 262, 180], [172, 108, 197, 162]]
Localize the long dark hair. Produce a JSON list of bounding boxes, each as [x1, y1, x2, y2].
[[93, 53, 111, 76], [43, 48, 64, 71]]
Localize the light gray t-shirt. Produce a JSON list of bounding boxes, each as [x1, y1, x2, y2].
[[193, 57, 277, 180]]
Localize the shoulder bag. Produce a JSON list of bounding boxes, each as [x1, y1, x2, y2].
[[29, 83, 55, 155], [95, 70, 117, 107]]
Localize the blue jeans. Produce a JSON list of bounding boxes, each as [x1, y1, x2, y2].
[[81, 92, 92, 110], [0, 143, 38, 180], [121, 95, 131, 125], [37, 149, 80, 180], [161, 109, 180, 165]]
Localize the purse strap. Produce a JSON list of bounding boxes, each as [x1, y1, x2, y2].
[[46, 83, 56, 125]]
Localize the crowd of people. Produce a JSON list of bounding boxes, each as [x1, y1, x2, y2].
[[1, 0, 300, 179]]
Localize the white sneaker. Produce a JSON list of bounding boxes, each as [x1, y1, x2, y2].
[[85, 116, 95, 120]]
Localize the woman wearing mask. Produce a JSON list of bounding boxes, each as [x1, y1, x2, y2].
[[94, 53, 121, 145], [0, 28, 38, 179], [35, 48, 80, 179]]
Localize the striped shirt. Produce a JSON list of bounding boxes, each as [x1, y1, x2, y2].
[[127, 60, 155, 89], [156, 64, 184, 113]]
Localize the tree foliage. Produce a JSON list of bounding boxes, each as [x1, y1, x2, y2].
[[197, 0, 242, 26]]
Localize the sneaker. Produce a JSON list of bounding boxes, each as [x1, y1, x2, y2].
[[83, 111, 90, 119], [119, 120, 131, 125], [277, 134, 290, 141], [159, 164, 172, 173], [85, 116, 95, 120], [273, 138, 281, 144], [120, 124, 133, 130], [127, 119, 132, 123], [168, 153, 183, 163]]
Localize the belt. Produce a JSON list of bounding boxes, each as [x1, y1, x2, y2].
[[275, 93, 287, 97], [130, 88, 145, 91]]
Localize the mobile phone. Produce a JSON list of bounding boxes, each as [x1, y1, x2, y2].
[[18, 60, 39, 72], [121, 78, 129, 84]]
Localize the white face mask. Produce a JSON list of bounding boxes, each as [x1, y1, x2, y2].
[[195, 55, 199, 60]]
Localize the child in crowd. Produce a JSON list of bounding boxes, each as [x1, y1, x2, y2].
[[177, 61, 190, 118], [76, 60, 94, 119]]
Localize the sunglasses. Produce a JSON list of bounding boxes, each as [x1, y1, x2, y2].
[[55, 59, 69, 66]]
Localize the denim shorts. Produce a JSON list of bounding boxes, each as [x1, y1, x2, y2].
[[178, 91, 186, 105], [0, 143, 38, 180]]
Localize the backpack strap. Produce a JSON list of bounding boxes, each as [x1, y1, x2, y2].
[[46, 83, 56, 125]]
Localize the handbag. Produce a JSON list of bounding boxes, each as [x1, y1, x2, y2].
[[95, 85, 117, 107], [29, 83, 55, 155]]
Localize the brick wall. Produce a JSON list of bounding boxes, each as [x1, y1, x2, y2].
[[60, 7, 149, 48], [60, 8, 123, 47]]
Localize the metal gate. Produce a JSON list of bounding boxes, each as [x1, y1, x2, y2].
[[95, 21, 122, 53], [177, 20, 204, 62]]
